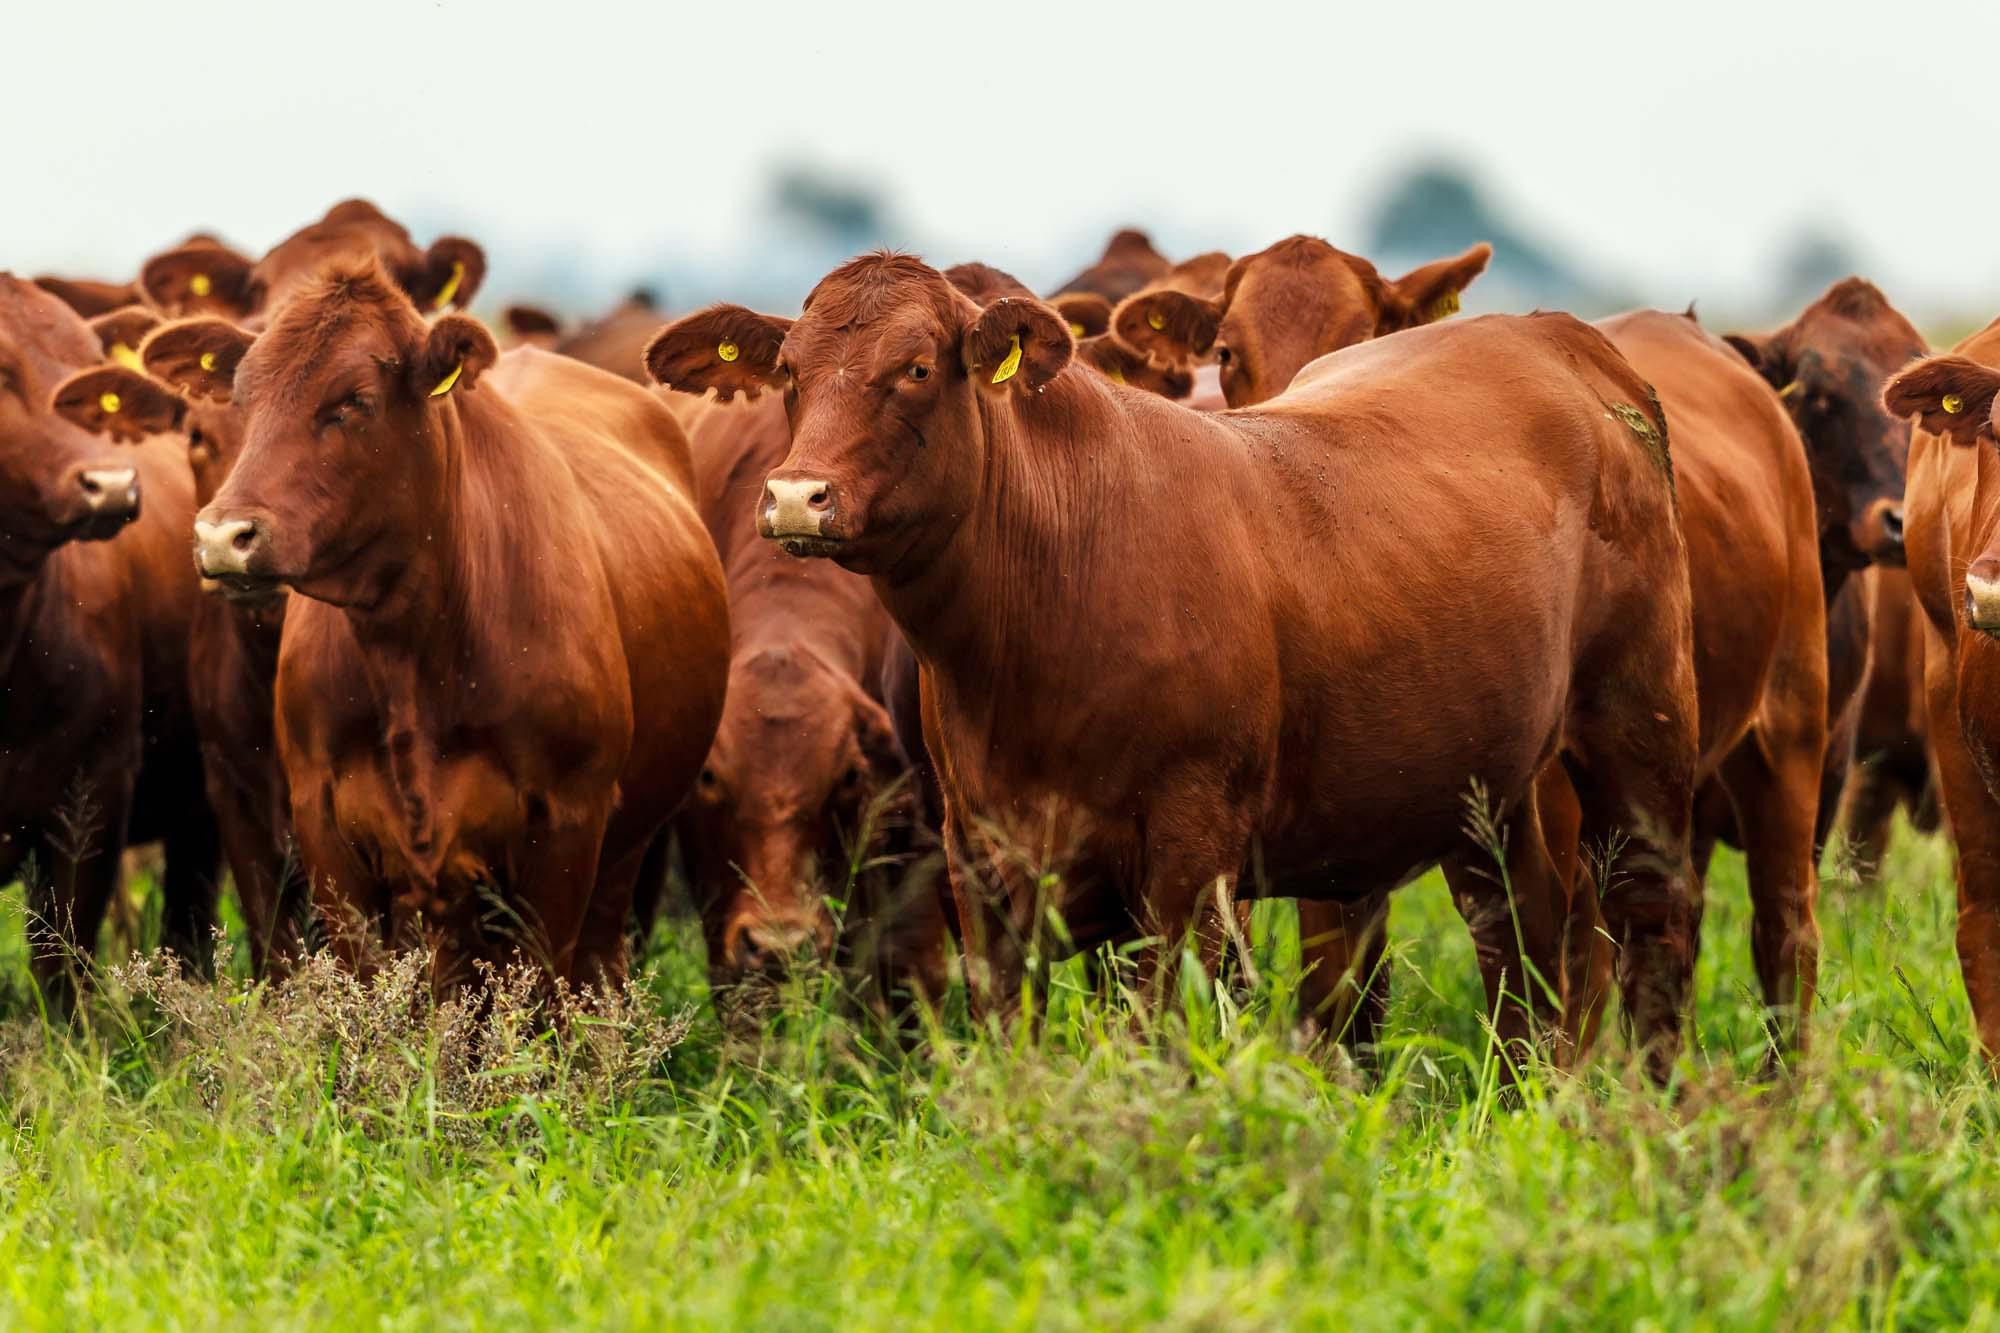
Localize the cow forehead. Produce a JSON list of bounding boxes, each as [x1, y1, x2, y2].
[[784, 306, 950, 380], [238, 277, 417, 405]]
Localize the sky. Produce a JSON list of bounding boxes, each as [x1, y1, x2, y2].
[[9, 0, 1999, 321]]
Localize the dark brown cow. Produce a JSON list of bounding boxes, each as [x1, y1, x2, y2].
[[502, 289, 663, 384], [1, 276, 220, 1008], [1049, 227, 1172, 304], [1113, 235, 1490, 407], [1880, 327, 2000, 1063], [1724, 279, 1924, 848], [138, 259, 727, 990], [1840, 567, 1937, 878], [648, 253, 1703, 1078], [659, 388, 948, 1003]]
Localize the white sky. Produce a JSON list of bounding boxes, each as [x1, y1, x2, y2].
[[8, 0, 1999, 317]]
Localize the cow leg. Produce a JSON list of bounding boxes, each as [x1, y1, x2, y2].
[[1442, 778, 1568, 1072], [1125, 794, 1254, 1014], [1537, 762, 1612, 1059], [505, 813, 613, 994], [291, 794, 390, 975], [1924, 635, 2000, 1067], [574, 829, 656, 992], [1717, 723, 1825, 1057], [157, 797, 223, 980], [1293, 896, 1391, 1058], [25, 771, 135, 1017]]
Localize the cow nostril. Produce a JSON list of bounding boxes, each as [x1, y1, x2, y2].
[[1884, 508, 1905, 542], [806, 485, 830, 511], [79, 474, 103, 498], [232, 524, 259, 553]]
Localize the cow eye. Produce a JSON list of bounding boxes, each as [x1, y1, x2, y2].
[[1215, 346, 1233, 366], [906, 363, 930, 382], [840, 763, 867, 792], [696, 766, 722, 797]]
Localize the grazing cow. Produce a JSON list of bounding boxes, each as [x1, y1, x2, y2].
[[1112, 234, 1491, 408], [1049, 227, 1172, 304], [145, 260, 727, 991], [658, 386, 949, 1004], [503, 289, 663, 384], [1725, 279, 1924, 845], [647, 253, 1703, 1077], [1880, 329, 2000, 1063], [2, 276, 219, 1007], [67, 203, 495, 976]]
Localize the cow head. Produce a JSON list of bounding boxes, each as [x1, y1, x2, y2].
[[166, 260, 497, 607], [1726, 279, 1921, 573], [647, 254, 1074, 575], [1050, 227, 1173, 303], [1115, 236, 1490, 407], [0, 278, 149, 575], [140, 200, 486, 327], [1884, 354, 2000, 631], [680, 643, 912, 985]]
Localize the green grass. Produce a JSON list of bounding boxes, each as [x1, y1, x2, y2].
[[0, 821, 1995, 1331]]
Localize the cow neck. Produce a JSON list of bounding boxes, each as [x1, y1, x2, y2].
[[875, 373, 1114, 692], [0, 552, 58, 708]]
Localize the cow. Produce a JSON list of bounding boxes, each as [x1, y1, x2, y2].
[[138, 258, 727, 992], [657, 385, 949, 1007], [1049, 227, 1173, 304], [1111, 234, 1491, 408], [65, 202, 495, 977], [646, 252, 1703, 1079], [1879, 329, 2000, 1064], [502, 289, 664, 384], [1724, 279, 1924, 849], [1840, 567, 1938, 878], [2, 275, 220, 1009]]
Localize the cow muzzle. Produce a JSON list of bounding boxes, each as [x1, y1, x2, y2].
[[1856, 499, 1906, 567], [720, 909, 834, 977], [761, 477, 842, 555], [56, 463, 140, 538], [193, 516, 280, 601], [1967, 557, 2000, 634]]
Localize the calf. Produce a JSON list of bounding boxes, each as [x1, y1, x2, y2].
[[144, 260, 727, 990], [2, 276, 219, 1007], [648, 254, 1702, 1077]]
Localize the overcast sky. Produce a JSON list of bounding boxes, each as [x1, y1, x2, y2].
[[9, 0, 1998, 318]]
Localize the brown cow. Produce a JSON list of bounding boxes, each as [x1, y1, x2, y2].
[[503, 289, 663, 384], [647, 253, 1703, 1078], [1840, 567, 1937, 878], [1724, 279, 1924, 850], [144, 259, 727, 991], [1878, 330, 2000, 1062], [2, 276, 220, 1008], [1049, 227, 1173, 304], [660, 387, 948, 1005], [1113, 234, 1491, 407]]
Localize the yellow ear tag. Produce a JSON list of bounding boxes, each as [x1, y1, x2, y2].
[[1147, 310, 1166, 332], [430, 361, 464, 398], [717, 341, 740, 363], [432, 260, 466, 311], [1427, 291, 1461, 321], [189, 273, 213, 298], [1944, 393, 1965, 415], [1778, 380, 1802, 400], [991, 335, 1023, 385], [199, 351, 218, 373], [99, 391, 122, 415], [110, 343, 142, 371], [1107, 365, 1126, 385], [1069, 322, 1086, 339]]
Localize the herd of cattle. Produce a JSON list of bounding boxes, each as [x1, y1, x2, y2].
[[4, 198, 1997, 1080]]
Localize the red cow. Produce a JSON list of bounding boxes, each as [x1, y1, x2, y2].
[[135, 259, 727, 990], [502, 289, 663, 384], [1049, 227, 1173, 304], [647, 253, 1703, 1078], [3, 276, 219, 1007]]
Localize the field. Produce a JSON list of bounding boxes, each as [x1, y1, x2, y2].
[[0, 821, 1994, 1331]]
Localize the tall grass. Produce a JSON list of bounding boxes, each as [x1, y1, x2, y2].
[[0, 819, 1993, 1330]]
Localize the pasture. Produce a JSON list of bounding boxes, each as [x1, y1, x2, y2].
[[1, 823, 1992, 1330]]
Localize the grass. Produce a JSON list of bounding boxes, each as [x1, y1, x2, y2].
[[0, 819, 1994, 1331]]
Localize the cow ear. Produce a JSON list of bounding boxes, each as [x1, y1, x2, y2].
[[142, 318, 254, 401], [503, 304, 563, 346], [1112, 289, 1221, 363], [963, 297, 1073, 393], [644, 305, 792, 400], [49, 366, 186, 444], [1076, 334, 1193, 399], [1883, 355, 2000, 445], [33, 276, 144, 318], [1722, 330, 1796, 389], [408, 237, 487, 313], [140, 242, 258, 318], [1051, 292, 1112, 340], [90, 306, 164, 370], [414, 313, 498, 400], [1381, 243, 1491, 330]]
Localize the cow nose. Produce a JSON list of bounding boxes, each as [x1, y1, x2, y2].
[[723, 916, 823, 974], [77, 466, 139, 517], [193, 517, 264, 576], [1860, 498, 1907, 564], [1966, 557, 2000, 632], [763, 477, 833, 539]]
